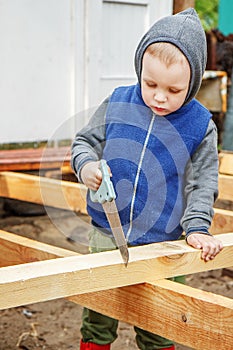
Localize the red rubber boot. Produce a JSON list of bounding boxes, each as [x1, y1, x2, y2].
[[80, 339, 111, 349]]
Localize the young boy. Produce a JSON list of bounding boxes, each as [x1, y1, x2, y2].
[[71, 8, 223, 350]]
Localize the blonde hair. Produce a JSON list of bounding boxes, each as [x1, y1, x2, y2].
[[145, 42, 187, 67]]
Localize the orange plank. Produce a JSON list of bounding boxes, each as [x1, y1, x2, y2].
[[0, 147, 71, 171]]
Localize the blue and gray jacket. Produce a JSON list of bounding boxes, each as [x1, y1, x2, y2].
[[71, 8, 219, 244]]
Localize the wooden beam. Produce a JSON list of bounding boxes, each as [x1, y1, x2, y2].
[[0, 147, 70, 171], [211, 208, 233, 234], [218, 174, 233, 201], [1, 230, 232, 349], [219, 151, 233, 175], [0, 233, 232, 310], [0, 230, 77, 267], [70, 280, 233, 350], [0, 171, 87, 214], [173, 0, 195, 14], [0, 171, 232, 216]]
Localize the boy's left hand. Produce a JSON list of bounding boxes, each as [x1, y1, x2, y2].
[[186, 233, 223, 262]]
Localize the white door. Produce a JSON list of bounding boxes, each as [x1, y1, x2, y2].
[[83, 0, 173, 110], [0, 0, 173, 144]]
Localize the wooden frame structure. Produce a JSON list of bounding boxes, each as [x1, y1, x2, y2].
[[0, 151, 233, 349]]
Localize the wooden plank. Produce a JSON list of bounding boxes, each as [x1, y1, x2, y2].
[[70, 280, 233, 350], [0, 171, 232, 217], [211, 208, 233, 234], [0, 230, 232, 349], [0, 230, 77, 267], [0, 147, 70, 171], [0, 171, 87, 214], [196, 73, 226, 112], [218, 174, 233, 201], [219, 151, 233, 175], [0, 233, 232, 310], [173, 0, 195, 14], [222, 267, 233, 278]]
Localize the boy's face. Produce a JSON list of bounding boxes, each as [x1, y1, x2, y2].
[[141, 52, 190, 116]]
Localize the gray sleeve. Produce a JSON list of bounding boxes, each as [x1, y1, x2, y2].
[[71, 98, 109, 182], [181, 119, 219, 237]]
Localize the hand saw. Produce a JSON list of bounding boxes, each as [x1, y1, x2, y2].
[[90, 159, 129, 267]]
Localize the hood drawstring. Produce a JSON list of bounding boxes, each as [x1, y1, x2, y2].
[[126, 114, 155, 242]]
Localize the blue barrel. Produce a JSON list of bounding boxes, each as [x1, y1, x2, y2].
[[219, 0, 233, 35]]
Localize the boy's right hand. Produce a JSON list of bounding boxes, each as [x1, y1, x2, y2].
[[80, 161, 103, 191]]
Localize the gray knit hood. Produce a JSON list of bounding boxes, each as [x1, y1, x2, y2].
[[134, 8, 207, 105]]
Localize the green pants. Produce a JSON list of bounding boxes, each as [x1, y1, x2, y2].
[[81, 228, 184, 349]]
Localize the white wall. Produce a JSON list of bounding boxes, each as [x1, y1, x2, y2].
[[0, 0, 73, 143], [0, 0, 173, 144]]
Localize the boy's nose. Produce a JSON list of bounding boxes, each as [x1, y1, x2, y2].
[[154, 91, 167, 103]]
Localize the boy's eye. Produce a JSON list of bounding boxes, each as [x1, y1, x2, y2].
[[169, 88, 180, 94], [145, 81, 156, 88], [143, 79, 156, 88]]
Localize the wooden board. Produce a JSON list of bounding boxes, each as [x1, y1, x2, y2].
[[1, 171, 233, 217], [0, 232, 232, 310], [219, 151, 233, 175], [70, 280, 233, 350], [218, 174, 233, 201], [0, 230, 77, 267], [0, 230, 232, 350], [0, 171, 87, 214], [173, 0, 195, 14], [211, 208, 233, 234], [0, 151, 233, 348], [0, 147, 70, 171]]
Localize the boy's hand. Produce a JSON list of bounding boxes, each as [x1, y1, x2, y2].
[[80, 161, 112, 191], [186, 233, 223, 262], [80, 161, 103, 191]]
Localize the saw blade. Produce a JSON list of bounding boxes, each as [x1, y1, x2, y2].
[[102, 200, 129, 267]]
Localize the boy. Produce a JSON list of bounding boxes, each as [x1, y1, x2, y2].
[[71, 8, 223, 350]]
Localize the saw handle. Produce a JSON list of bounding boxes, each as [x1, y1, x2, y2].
[[90, 160, 116, 204]]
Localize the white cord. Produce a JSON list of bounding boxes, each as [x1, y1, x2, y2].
[[126, 114, 155, 241]]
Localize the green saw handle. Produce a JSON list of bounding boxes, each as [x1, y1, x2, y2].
[[90, 159, 116, 204]]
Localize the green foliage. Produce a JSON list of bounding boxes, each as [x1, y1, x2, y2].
[[195, 0, 219, 31]]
